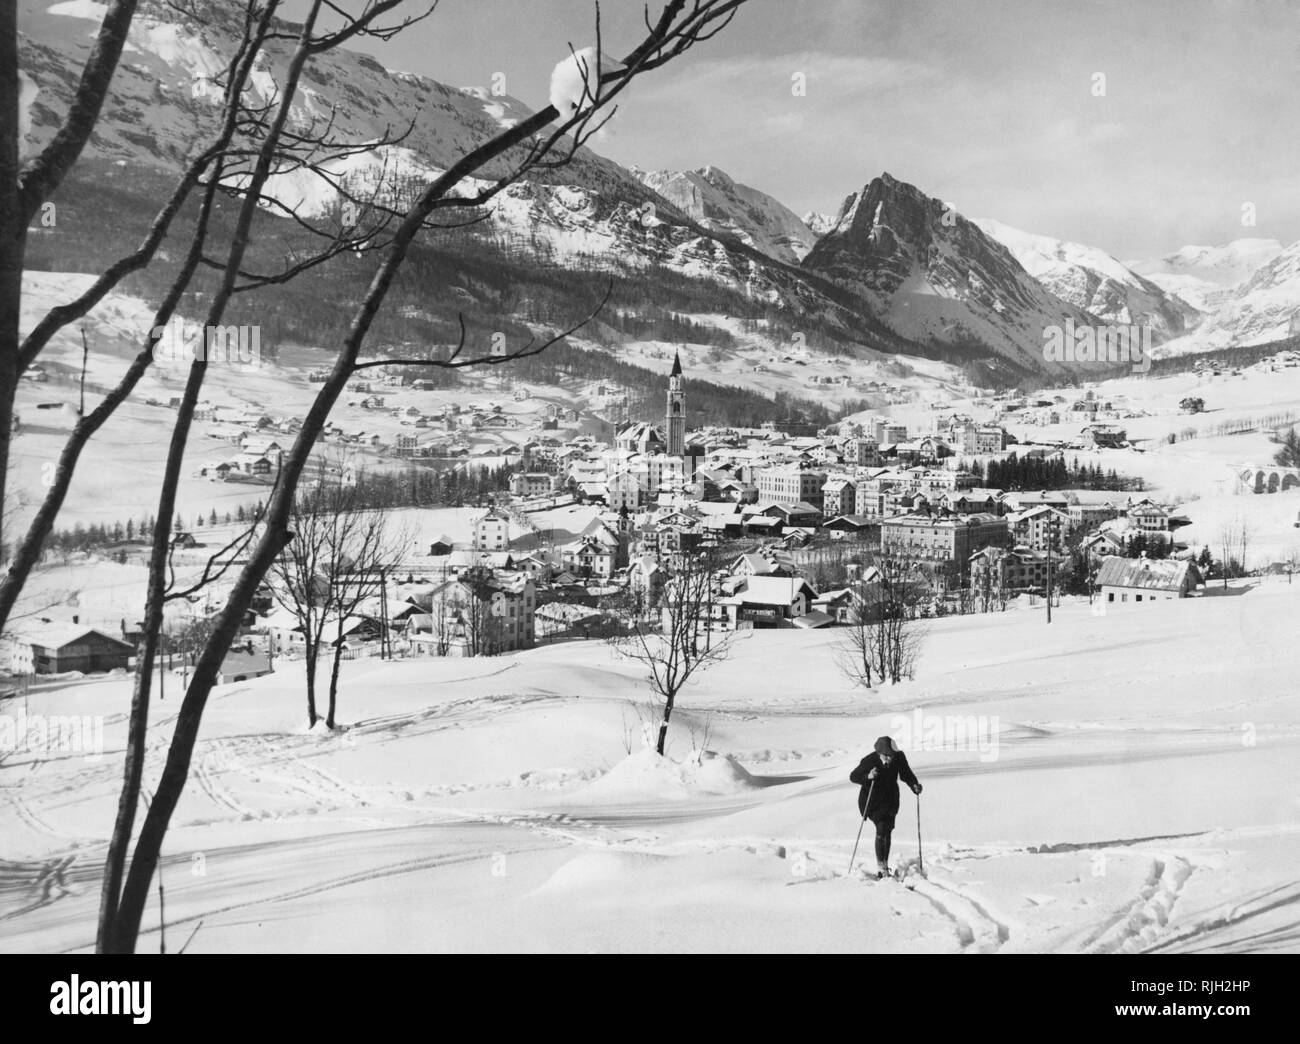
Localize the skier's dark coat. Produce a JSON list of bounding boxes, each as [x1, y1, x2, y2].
[[850, 747, 919, 822]]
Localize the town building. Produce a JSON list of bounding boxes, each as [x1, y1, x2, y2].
[[755, 462, 828, 511], [880, 512, 1012, 573], [473, 508, 510, 552]]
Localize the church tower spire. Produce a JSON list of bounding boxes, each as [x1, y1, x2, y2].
[[666, 349, 685, 456]]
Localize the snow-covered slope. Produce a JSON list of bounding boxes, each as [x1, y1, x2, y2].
[[4, 574, 1298, 954], [1137, 272, 1229, 314], [632, 165, 817, 264], [21, 2, 507, 168], [1132, 238, 1286, 288], [1157, 240, 1300, 350], [17, 0, 938, 363], [975, 218, 1199, 337], [802, 174, 1098, 375], [1128, 238, 1285, 314]]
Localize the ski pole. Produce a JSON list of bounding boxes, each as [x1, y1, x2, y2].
[[847, 778, 876, 876], [915, 789, 923, 877]]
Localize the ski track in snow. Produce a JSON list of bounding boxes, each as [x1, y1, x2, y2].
[[1079, 855, 1194, 953]]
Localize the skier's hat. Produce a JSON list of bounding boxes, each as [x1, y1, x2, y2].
[[874, 736, 898, 755]]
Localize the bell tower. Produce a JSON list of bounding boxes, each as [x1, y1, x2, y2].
[[666, 349, 685, 457]]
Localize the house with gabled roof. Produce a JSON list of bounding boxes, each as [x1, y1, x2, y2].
[[1096, 556, 1201, 605], [718, 575, 818, 629]]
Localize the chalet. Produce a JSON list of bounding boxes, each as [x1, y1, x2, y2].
[[509, 472, 555, 498], [1082, 424, 1127, 449], [1008, 505, 1071, 552], [968, 545, 1050, 594], [428, 535, 455, 556], [730, 550, 797, 579], [237, 453, 273, 475], [1080, 528, 1127, 561], [811, 586, 871, 623], [1096, 557, 1201, 605], [822, 514, 877, 539], [717, 576, 818, 629], [821, 477, 857, 518], [764, 501, 823, 528], [742, 514, 783, 536], [1125, 499, 1172, 540], [944, 488, 1004, 515], [12, 624, 133, 675], [562, 536, 616, 578], [515, 554, 553, 582]]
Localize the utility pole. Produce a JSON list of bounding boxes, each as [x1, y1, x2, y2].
[[379, 567, 389, 660], [1045, 517, 1056, 624]]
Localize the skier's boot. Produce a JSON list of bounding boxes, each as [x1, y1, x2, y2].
[[876, 863, 890, 880]]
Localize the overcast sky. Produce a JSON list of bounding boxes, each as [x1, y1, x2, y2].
[[312, 0, 1300, 261]]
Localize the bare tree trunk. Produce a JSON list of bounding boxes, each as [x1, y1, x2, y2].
[[101, 1, 321, 951], [3, 0, 141, 552], [0, 1, 21, 556], [100, 0, 752, 953], [656, 688, 676, 756], [303, 632, 318, 728], [327, 622, 345, 730]]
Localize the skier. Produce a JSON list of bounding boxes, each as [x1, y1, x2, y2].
[[850, 736, 922, 879]]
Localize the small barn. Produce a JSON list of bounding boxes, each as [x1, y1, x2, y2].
[[19, 625, 134, 675], [217, 648, 274, 685], [1096, 556, 1201, 605]]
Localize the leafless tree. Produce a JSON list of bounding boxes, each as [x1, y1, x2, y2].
[[1219, 516, 1243, 589], [612, 548, 735, 755], [269, 477, 406, 728], [1283, 545, 1300, 585], [427, 590, 452, 657], [452, 568, 510, 657], [322, 502, 408, 729], [836, 558, 927, 689], [82, 0, 749, 954], [267, 484, 334, 727]]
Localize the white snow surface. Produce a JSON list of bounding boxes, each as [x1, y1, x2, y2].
[[548, 46, 620, 117], [3, 577, 1298, 953]]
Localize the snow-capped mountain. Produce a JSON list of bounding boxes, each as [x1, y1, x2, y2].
[[1128, 239, 1285, 312], [802, 174, 1097, 374], [631, 166, 816, 264], [17, 2, 868, 329], [18, 0, 1115, 381], [974, 218, 1199, 338], [803, 211, 837, 238], [1133, 238, 1285, 287], [1156, 240, 1300, 351], [16, 0, 643, 202]]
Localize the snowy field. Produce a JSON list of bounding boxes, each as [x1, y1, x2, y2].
[[2, 579, 1297, 953]]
